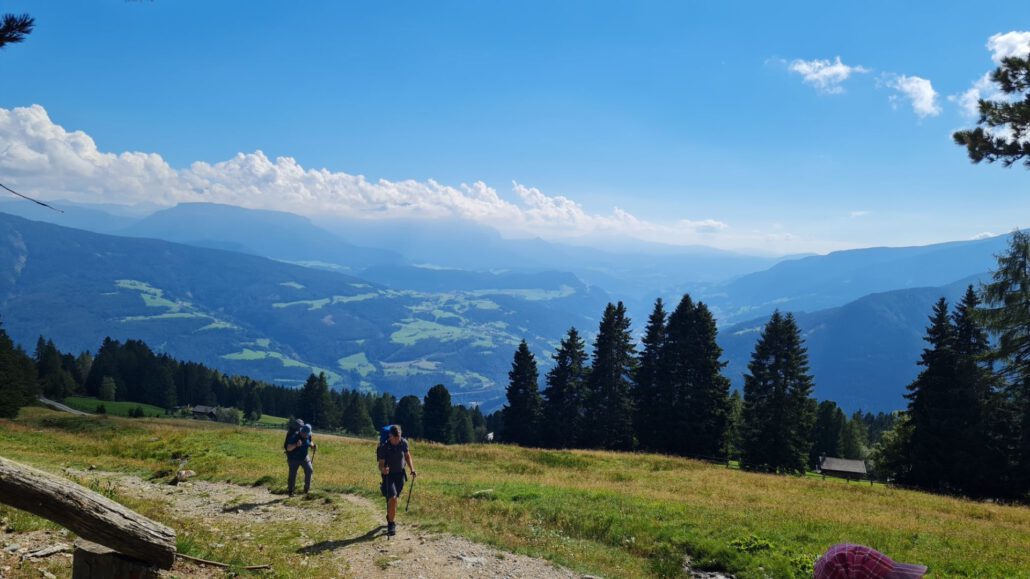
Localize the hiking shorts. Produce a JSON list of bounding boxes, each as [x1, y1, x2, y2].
[[381, 471, 405, 499]]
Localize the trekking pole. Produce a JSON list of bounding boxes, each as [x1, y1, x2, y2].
[[404, 475, 415, 512]]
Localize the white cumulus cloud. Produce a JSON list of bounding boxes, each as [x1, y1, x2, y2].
[[971, 231, 996, 240], [788, 57, 869, 94], [678, 219, 729, 234], [0, 104, 752, 249], [987, 31, 1030, 63], [949, 73, 998, 118], [885, 75, 941, 118], [850, 210, 869, 218]]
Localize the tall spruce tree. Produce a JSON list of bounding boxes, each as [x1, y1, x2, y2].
[[724, 389, 744, 460], [953, 285, 1004, 497], [840, 412, 869, 460], [0, 322, 38, 418], [451, 405, 475, 444], [298, 373, 336, 430], [395, 395, 424, 439], [809, 400, 846, 468], [740, 311, 816, 474], [342, 391, 375, 435], [370, 393, 396, 430], [682, 301, 730, 458], [541, 327, 589, 448], [502, 340, 543, 446], [423, 384, 454, 444], [904, 298, 957, 490], [584, 302, 637, 450], [633, 299, 667, 451], [979, 231, 1030, 498]]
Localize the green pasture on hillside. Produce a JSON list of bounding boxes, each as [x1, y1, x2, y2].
[[1, 408, 1028, 578], [61, 396, 167, 418], [256, 413, 289, 426]]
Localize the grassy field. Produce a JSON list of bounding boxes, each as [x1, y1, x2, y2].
[[256, 413, 289, 426], [62, 396, 167, 418], [1, 407, 1028, 578]]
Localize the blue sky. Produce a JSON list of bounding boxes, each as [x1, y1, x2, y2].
[[1, 0, 1028, 253]]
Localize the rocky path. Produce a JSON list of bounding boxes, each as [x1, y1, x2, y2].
[[2, 470, 582, 578], [2, 469, 734, 578]]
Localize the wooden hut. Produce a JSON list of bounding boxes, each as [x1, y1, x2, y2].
[[818, 456, 868, 481]]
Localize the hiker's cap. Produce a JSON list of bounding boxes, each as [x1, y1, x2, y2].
[[814, 544, 927, 579], [301, 424, 312, 434]]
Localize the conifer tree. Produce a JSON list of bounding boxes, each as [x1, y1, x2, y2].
[[451, 405, 475, 444], [633, 299, 667, 451], [0, 322, 37, 418], [840, 412, 869, 460], [370, 393, 396, 430], [342, 390, 374, 435], [954, 53, 1030, 168], [298, 373, 336, 430], [35, 337, 74, 399], [724, 389, 744, 460], [503, 340, 543, 446], [979, 231, 1030, 497], [584, 302, 637, 450], [809, 400, 846, 468], [740, 311, 816, 473], [541, 328, 589, 448], [243, 387, 262, 421], [660, 296, 731, 457], [395, 395, 424, 439], [952, 285, 1005, 496], [99, 376, 117, 402], [903, 298, 957, 490], [423, 384, 454, 443], [470, 405, 488, 442]]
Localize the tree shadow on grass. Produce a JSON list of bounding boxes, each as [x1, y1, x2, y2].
[[297, 527, 386, 554]]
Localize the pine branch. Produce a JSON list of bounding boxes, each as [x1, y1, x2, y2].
[[0, 13, 34, 49]]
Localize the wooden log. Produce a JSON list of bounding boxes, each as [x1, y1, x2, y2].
[[72, 539, 159, 579], [0, 456, 176, 569]]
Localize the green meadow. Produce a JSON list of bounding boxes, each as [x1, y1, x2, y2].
[[1, 408, 1028, 578], [61, 396, 167, 418]]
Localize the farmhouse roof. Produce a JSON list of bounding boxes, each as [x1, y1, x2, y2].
[[191, 405, 217, 414], [819, 457, 867, 475]]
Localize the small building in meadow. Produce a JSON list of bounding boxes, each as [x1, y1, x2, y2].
[[818, 456, 868, 481], [191, 405, 217, 421]]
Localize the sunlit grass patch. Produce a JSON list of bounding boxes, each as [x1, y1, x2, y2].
[[0, 408, 1027, 578], [63, 396, 166, 418]]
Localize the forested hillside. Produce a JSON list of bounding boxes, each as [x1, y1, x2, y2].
[[0, 212, 607, 409]]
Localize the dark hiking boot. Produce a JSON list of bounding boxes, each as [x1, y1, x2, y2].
[[387, 522, 396, 536]]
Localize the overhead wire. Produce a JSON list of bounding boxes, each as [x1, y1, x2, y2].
[[0, 182, 63, 213]]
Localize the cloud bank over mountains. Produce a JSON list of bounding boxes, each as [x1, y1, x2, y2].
[[0, 104, 751, 250]]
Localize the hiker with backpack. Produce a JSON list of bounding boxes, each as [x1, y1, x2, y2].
[[377, 424, 416, 536], [284, 419, 316, 497]]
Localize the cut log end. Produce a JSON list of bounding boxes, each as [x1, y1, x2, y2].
[[72, 539, 160, 579]]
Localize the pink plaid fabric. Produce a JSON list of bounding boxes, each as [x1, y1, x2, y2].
[[814, 544, 928, 579]]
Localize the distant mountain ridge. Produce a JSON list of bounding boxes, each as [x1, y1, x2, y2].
[[0, 201, 1014, 413], [703, 234, 1013, 325], [718, 275, 989, 412], [121, 203, 402, 271], [0, 212, 608, 412]]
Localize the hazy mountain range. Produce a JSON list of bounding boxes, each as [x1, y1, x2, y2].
[[0, 200, 1013, 412]]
